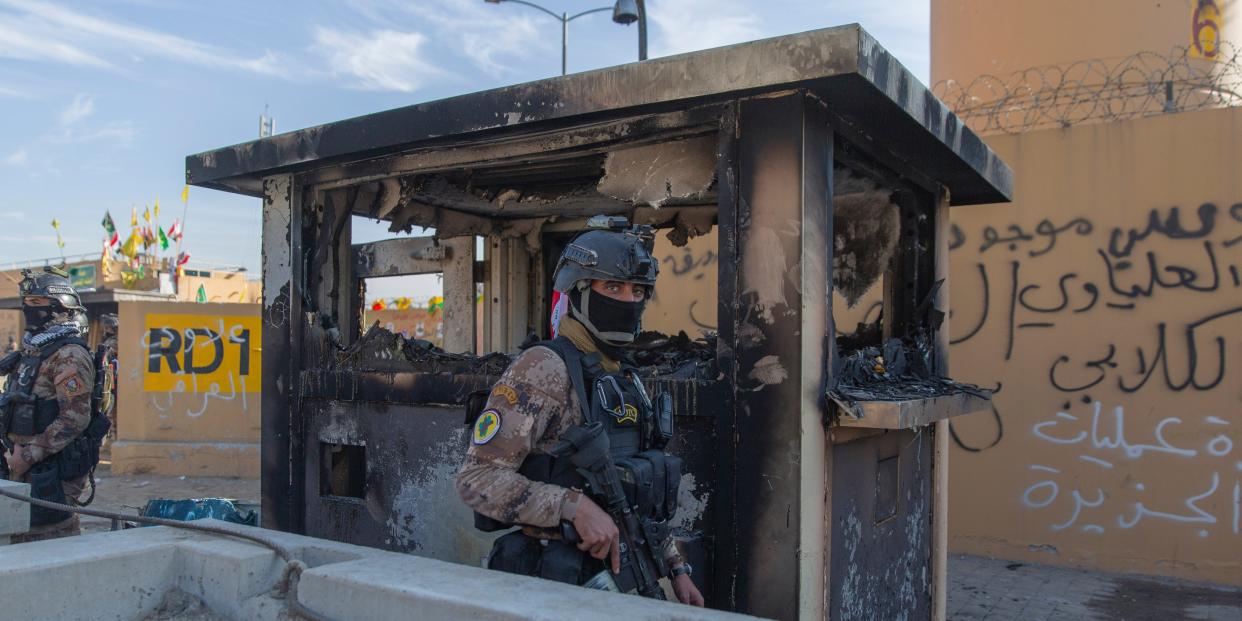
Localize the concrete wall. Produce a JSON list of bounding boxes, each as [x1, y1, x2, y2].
[[931, 0, 1242, 85], [111, 300, 261, 477], [947, 106, 1242, 586], [0, 521, 755, 621]]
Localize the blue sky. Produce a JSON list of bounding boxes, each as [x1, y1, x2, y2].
[[0, 0, 928, 298]]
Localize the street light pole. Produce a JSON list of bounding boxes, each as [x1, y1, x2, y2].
[[636, 0, 647, 61], [485, 0, 645, 75]]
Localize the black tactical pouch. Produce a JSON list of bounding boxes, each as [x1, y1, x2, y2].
[[663, 454, 683, 518], [486, 530, 542, 577], [7, 394, 36, 436], [28, 462, 71, 527], [615, 455, 655, 517], [539, 539, 592, 585], [56, 437, 92, 481]]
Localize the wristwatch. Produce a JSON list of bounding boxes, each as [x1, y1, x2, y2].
[[671, 562, 693, 578]]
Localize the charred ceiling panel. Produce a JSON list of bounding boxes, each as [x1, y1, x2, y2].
[[597, 136, 717, 208]]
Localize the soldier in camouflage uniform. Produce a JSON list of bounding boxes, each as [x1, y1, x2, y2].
[[457, 226, 704, 606], [1, 267, 97, 542]]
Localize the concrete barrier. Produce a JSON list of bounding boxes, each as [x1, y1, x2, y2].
[[0, 480, 30, 545], [0, 520, 762, 620]]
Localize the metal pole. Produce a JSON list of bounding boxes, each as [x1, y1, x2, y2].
[[637, 0, 647, 61], [562, 12, 569, 75]]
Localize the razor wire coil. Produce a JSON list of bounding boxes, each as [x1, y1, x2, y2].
[[932, 42, 1242, 134]]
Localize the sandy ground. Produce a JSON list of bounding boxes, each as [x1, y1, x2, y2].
[[80, 461, 260, 535]]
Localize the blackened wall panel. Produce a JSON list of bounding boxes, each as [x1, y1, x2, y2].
[[829, 430, 934, 621]]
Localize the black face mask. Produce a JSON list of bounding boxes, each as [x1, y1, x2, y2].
[[22, 306, 53, 333], [570, 288, 645, 346]]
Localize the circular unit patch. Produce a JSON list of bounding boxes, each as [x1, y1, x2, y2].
[[473, 409, 502, 445]]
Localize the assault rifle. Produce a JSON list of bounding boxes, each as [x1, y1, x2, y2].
[[552, 422, 667, 600]]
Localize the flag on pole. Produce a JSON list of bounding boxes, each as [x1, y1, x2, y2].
[[176, 251, 191, 266], [153, 197, 160, 219], [101, 211, 116, 236], [428, 295, 445, 315], [394, 296, 412, 310], [180, 185, 189, 203], [107, 231, 119, 249], [158, 227, 169, 250], [101, 238, 113, 277], [143, 206, 151, 223], [50, 219, 65, 249], [167, 219, 182, 241], [196, 284, 207, 303], [121, 230, 141, 259]]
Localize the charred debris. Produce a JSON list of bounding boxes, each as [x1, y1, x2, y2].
[[333, 323, 720, 384]]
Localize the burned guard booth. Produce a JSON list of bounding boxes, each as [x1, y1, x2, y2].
[[187, 25, 1010, 621]]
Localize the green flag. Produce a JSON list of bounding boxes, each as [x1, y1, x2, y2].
[[196, 284, 207, 303], [101, 211, 116, 235], [158, 226, 169, 250]]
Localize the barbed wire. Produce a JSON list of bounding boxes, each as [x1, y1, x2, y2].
[[932, 42, 1242, 134]]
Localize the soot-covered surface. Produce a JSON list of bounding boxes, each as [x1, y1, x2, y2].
[[336, 323, 719, 381], [830, 336, 991, 404]]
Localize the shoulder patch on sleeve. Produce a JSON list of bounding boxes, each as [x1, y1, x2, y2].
[[473, 409, 502, 445]]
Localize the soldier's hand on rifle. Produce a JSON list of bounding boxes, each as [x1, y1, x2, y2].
[[5, 445, 32, 478], [571, 495, 621, 573]]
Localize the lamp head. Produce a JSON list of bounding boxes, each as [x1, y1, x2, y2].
[[612, 0, 639, 24]]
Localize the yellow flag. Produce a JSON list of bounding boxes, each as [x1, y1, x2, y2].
[[181, 185, 189, 203], [154, 196, 160, 219], [131, 206, 138, 227], [143, 206, 151, 223], [121, 230, 141, 259]]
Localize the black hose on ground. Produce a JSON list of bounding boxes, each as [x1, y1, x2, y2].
[[0, 484, 331, 621]]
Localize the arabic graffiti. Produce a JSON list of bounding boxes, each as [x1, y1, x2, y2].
[[1023, 402, 1239, 536], [948, 200, 1242, 544]]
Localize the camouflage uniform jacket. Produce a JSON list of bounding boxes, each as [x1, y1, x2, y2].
[[456, 343, 684, 568], [8, 340, 95, 472]]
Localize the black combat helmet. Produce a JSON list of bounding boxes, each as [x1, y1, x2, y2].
[[19, 266, 86, 333], [553, 219, 659, 345]]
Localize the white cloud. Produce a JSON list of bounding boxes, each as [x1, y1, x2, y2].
[[341, 0, 552, 78], [0, 0, 285, 75], [59, 94, 94, 126], [2, 149, 28, 166], [648, 0, 763, 57], [313, 27, 440, 92]]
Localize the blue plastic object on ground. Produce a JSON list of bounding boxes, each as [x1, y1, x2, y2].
[[139, 498, 258, 526]]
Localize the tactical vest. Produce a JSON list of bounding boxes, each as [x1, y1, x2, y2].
[[0, 336, 89, 438], [474, 337, 681, 531], [0, 336, 110, 526]]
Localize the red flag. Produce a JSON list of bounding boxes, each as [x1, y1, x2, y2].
[[107, 231, 119, 248], [177, 251, 191, 266]]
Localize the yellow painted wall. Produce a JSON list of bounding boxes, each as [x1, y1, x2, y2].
[[111, 300, 261, 477], [931, 0, 1241, 85], [947, 106, 1242, 586]]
